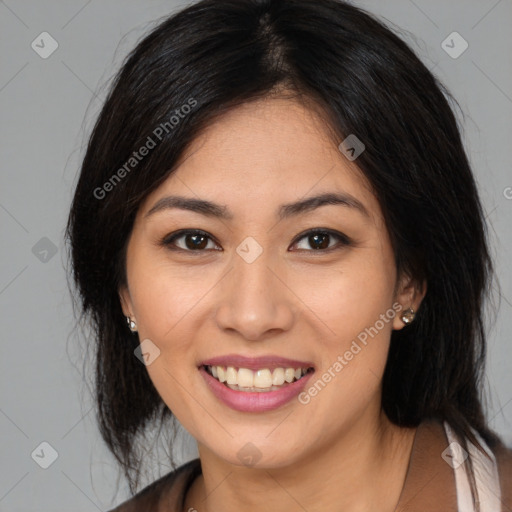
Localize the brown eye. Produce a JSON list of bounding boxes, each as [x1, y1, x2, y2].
[[184, 233, 209, 250], [291, 229, 351, 252], [161, 228, 351, 254], [162, 230, 220, 252], [307, 233, 330, 250]]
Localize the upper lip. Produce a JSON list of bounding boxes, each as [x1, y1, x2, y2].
[[200, 354, 315, 371]]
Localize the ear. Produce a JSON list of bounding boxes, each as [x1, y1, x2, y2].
[[118, 285, 134, 319], [392, 272, 427, 330]]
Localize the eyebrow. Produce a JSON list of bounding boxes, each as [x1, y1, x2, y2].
[[144, 192, 370, 220]]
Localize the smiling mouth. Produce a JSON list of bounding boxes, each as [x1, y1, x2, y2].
[[203, 364, 315, 392]]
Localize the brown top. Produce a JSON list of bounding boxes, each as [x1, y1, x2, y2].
[[108, 420, 512, 512]]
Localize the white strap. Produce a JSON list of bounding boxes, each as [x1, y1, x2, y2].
[[443, 422, 501, 512]]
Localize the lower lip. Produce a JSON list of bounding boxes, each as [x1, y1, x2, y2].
[[199, 366, 314, 413]]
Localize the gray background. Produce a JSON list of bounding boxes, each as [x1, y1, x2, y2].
[[1, 0, 511, 510]]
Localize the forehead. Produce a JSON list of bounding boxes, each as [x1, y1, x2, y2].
[[139, 97, 381, 222]]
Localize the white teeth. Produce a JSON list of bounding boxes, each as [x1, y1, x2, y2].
[[226, 366, 237, 385], [272, 368, 285, 386], [254, 369, 272, 388], [284, 368, 295, 383], [237, 368, 254, 387], [206, 365, 311, 390]]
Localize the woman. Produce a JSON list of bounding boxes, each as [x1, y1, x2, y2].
[[65, 0, 512, 510]]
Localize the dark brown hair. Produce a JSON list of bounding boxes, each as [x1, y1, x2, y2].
[[65, 0, 501, 507]]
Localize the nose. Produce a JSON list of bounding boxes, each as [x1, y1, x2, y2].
[[214, 248, 296, 341]]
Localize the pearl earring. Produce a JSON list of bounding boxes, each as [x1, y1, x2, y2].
[[126, 316, 138, 333], [400, 307, 416, 325]]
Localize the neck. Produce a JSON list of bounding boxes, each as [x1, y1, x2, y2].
[[184, 409, 417, 512]]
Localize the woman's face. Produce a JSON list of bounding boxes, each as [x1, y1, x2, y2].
[[120, 97, 421, 468]]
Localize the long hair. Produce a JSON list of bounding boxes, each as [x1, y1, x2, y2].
[[65, 0, 499, 505]]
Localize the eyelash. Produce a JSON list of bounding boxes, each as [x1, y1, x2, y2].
[[159, 228, 352, 254]]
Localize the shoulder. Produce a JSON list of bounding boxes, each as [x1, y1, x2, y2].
[[492, 439, 512, 510], [444, 421, 512, 512], [107, 458, 202, 512], [396, 419, 512, 511]]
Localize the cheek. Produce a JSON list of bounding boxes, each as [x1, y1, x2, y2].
[[294, 248, 396, 397], [298, 277, 395, 430], [126, 261, 208, 422], [296, 252, 396, 340], [127, 246, 214, 344]]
